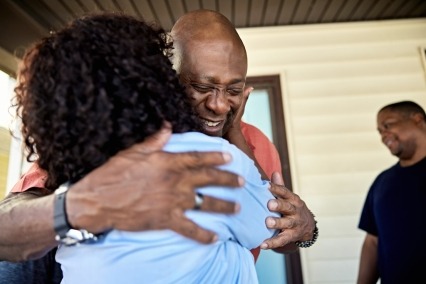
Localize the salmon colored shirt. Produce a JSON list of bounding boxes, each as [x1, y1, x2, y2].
[[11, 163, 47, 193], [241, 121, 282, 261], [11, 122, 282, 262], [240, 121, 282, 179]]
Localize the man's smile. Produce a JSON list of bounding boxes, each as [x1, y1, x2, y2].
[[384, 138, 394, 147], [202, 119, 221, 127]]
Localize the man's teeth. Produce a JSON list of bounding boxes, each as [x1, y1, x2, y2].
[[204, 120, 220, 127]]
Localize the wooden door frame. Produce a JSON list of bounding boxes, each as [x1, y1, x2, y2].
[[246, 74, 303, 284]]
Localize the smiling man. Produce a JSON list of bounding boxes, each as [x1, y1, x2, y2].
[[172, 17, 247, 138], [171, 9, 318, 261], [357, 101, 426, 284]]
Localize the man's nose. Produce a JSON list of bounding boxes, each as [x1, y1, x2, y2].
[[205, 91, 231, 115]]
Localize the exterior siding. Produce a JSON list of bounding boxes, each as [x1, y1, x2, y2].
[[0, 127, 10, 198], [238, 19, 426, 284]]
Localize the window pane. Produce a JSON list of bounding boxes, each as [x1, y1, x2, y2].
[[243, 89, 273, 141]]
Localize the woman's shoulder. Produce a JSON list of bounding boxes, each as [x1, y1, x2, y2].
[[166, 132, 236, 152]]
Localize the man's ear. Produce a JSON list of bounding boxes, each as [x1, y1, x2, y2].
[[411, 113, 425, 127]]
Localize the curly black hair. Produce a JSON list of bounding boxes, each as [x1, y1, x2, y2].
[[14, 13, 200, 190]]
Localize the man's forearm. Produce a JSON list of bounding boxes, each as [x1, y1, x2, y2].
[[0, 191, 57, 262], [357, 234, 379, 284]]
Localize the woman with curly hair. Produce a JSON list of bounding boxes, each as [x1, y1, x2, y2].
[[14, 13, 277, 283], [16, 13, 199, 190]]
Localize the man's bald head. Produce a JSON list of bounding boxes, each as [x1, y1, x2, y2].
[[170, 9, 247, 73], [170, 10, 248, 137]]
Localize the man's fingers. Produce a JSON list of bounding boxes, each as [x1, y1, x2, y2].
[[171, 151, 234, 169], [171, 189, 239, 214], [200, 195, 240, 214], [234, 86, 253, 121], [175, 169, 242, 213], [170, 216, 217, 244], [243, 86, 253, 100], [267, 198, 296, 214], [181, 167, 243, 189], [265, 216, 296, 230], [271, 171, 285, 186], [269, 183, 294, 200], [169, 195, 239, 243], [261, 232, 292, 249]]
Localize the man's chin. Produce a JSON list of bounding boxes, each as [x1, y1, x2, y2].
[[390, 148, 402, 158], [201, 127, 223, 137]]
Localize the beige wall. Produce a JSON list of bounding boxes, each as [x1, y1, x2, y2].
[[238, 19, 426, 284], [0, 127, 11, 198]]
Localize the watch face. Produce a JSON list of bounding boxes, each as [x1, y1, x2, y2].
[[55, 234, 80, 246], [56, 229, 101, 246], [55, 182, 70, 194]]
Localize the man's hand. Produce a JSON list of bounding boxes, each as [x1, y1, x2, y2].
[[67, 122, 243, 244], [225, 86, 253, 138], [260, 172, 316, 252]]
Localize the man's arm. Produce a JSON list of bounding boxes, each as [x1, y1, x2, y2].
[[0, 190, 58, 261], [225, 87, 316, 253], [357, 233, 379, 284], [0, 124, 241, 262]]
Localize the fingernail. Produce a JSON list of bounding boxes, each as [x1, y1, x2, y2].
[[260, 242, 268, 249], [222, 152, 231, 162], [238, 176, 245, 187], [234, 203, 241, 213], [211, 235, 218, 242], [268, 200, 278, 210], [266, 217, 276, 227]]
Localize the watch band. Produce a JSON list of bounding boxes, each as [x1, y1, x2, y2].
[[53, 182, 102, 246], [53, 182, 72, 239]]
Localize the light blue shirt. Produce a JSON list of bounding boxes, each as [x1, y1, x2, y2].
[[56, 132, 279, 284]]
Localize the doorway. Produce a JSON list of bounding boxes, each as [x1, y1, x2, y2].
[[244, 75, 303, 284]]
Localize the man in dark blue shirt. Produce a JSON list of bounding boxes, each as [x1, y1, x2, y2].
[[357, 101, 426, 284]]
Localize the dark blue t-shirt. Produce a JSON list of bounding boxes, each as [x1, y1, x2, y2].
[[359, 157, 426, 284]]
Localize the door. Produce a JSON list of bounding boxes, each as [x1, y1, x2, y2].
[[244, 75, 303, 284]]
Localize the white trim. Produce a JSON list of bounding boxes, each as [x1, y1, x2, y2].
[[5, 76, 23, 193], [419, 46, 426, 83], [6, 124, 24, 193]]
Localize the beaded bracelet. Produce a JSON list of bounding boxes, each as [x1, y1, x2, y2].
[[295, 219, 319, 248]]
